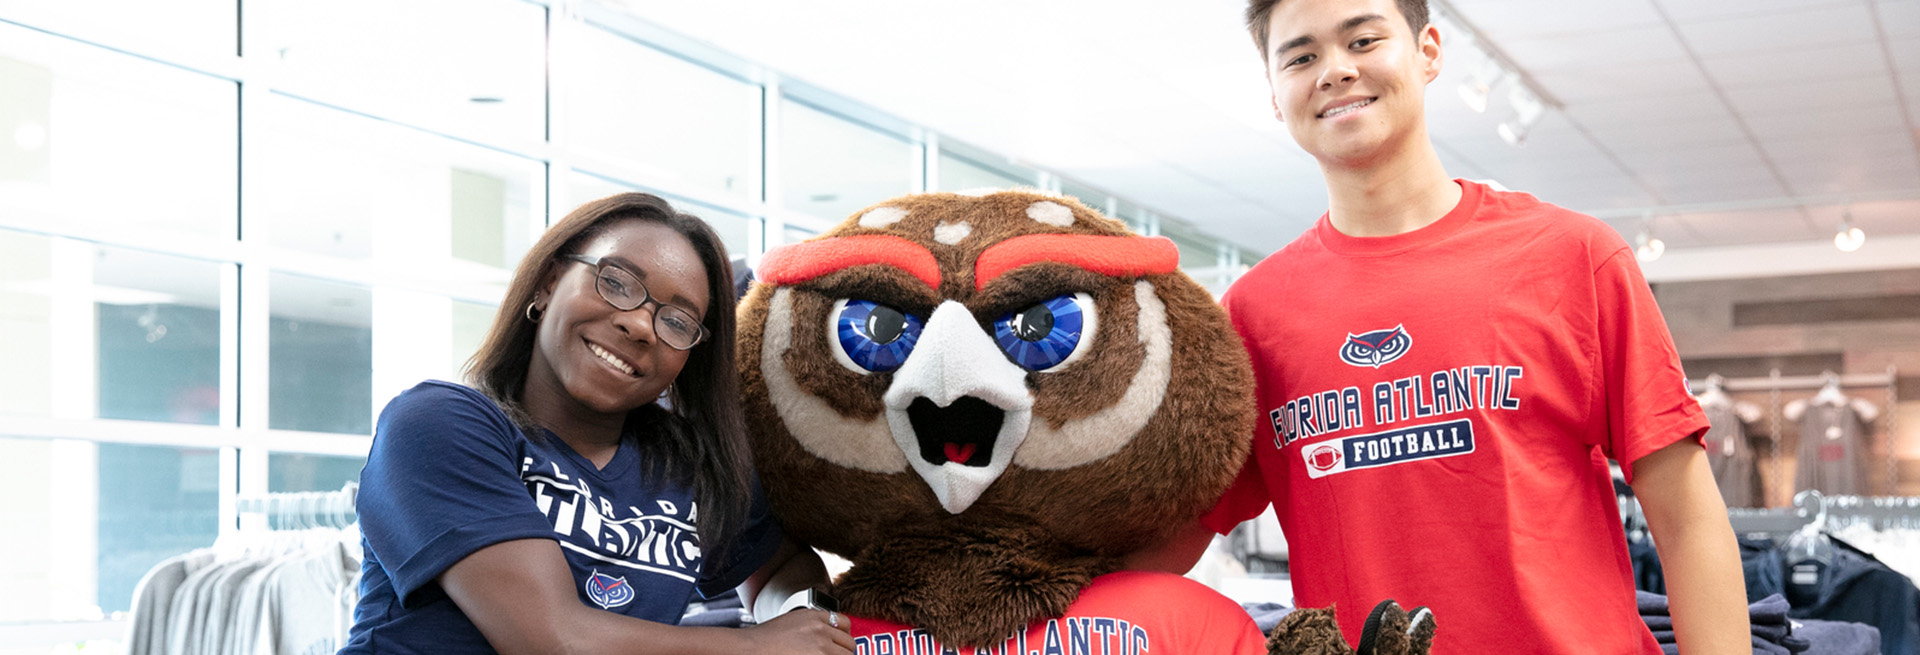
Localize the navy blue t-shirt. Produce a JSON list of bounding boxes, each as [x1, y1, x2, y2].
[[340, 381, 783, 654]]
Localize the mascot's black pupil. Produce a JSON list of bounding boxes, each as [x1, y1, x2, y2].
[[865, 305, 907, 343], [1010, 305, 1054, 342]]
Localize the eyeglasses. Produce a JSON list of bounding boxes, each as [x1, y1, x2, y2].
[[559, 254, 708, 351]]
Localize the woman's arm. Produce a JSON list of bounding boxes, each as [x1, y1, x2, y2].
[[440, 538, 853, 655]]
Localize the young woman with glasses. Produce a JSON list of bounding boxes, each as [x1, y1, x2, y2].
[[341, 193, 852, 655]]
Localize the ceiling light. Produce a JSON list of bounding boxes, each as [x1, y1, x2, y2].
[[1457, 59, 1507, 114], [1634, 222, 1664, 263], [1834, 209, 1865, 252], [1498, 86, 1545, 147]]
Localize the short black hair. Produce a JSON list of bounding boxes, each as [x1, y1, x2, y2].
[[1245, 0, 1431, 60]]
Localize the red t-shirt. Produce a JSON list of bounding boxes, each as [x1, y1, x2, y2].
[[1202, 180, 1708, 655], [847, 571, 1265, 655]]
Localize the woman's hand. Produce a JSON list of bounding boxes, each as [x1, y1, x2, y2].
[[742, 609, 855, 655]]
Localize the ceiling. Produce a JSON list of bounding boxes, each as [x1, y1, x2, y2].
[[611, 0, 1920, 279]]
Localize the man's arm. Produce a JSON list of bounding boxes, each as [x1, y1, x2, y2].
[[1629, 439, 1749, 655]]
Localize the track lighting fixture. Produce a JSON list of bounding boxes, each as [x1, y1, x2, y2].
[[1634, 220, 1664, 263], [1834, 209, 1865, 252], [1498, 86, 1545, 147]]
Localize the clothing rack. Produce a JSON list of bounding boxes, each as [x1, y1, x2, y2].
[[1729, 490, 1920, 538], [1687, 368, 1896, 394], [1689, 366, 1901, 504], [235, 482, 359, 529]]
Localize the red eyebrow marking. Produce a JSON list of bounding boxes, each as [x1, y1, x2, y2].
[[758, 234, 942, 290], [974, 234, 1181, 291]]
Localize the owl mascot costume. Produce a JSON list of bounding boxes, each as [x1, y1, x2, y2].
[[737, 190, 1438, 654]]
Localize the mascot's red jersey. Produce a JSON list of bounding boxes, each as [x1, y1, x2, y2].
[[849, 572, 1265, 655], [1206, 180, 1707, 654]]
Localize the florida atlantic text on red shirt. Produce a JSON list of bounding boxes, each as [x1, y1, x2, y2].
[[1273, 364, 1525, 478], [856, 617, 1150, 655]]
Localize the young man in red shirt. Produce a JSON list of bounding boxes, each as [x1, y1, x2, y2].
[[1192, 0, 1752, 651]]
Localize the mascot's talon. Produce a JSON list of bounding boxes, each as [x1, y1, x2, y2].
[[1267, 606, 1352, 655], [1268, 602, 1437, 655]]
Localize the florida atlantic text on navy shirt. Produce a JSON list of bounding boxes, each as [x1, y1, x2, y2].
[[341, 382, 783, 655]]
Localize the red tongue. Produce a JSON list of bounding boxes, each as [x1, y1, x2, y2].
[[944, 442, 977, 465]]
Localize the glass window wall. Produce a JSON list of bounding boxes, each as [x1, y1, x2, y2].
[[566, 170, 755, 260], [566, 23, 763, 203], [937, 152, 1032, 192], [269, 273, 372, 435], [780, 98, 916, 221], [0, 23, 237, 240], [253, 0, 546, 150], [250, 95, 541, 267]]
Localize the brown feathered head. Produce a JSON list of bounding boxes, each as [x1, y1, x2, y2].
[[736, 190, 1253, 643]]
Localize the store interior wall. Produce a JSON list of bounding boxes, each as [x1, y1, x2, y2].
[[1659, 268, 1920, 504]]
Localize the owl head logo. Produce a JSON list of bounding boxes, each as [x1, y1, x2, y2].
[[1340, 325, 1412, 369], [584, 570, 633, 610]]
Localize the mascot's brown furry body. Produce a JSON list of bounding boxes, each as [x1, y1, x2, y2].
[[737, 190, 1436, 654]]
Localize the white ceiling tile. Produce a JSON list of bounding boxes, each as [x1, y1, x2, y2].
[[1744, 104, 1909, 139], [1760, 130, 1918, 162], [1558, 191, 1667, 215], [1499, 26, 1688, 72], [1699, 42, 1887, 86], [1774, 154, 1920, 194], [1848, 198, 1920, 236], [1449, 0, 1664, 41], [1500, 169, 1653, 208], [1616, 142, 1768, 176], [1878, 0, 1920, 39], [1532, 59, 1712, 102], [1658, 178, 1793, 205], [1676, 5, 1875, 57], [1643, 162, 1781, 192], [1724, 74, 1899, 116], [1584, 114, 1752, 150], [1562, 90, 1724, 130], [1669, 209, 1825, 247], [1888, 36, 1920, 74], [1658, 0, 1861, 22]]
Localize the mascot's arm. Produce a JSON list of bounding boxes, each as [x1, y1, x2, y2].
[[1629, 440, 1750, 655], [441, 537, 852, 654], [742, 537, 834, 622], [1122, 519, 1217, 574]]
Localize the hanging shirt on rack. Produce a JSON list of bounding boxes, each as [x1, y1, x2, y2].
[[1699, 394, 1764, 507], [342, 381, 785, 654], [1794, 402, 1875, 497], [239, 540, 361, 655], [126, 550, 215, 655]]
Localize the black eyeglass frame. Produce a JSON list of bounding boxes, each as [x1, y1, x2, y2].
[[558, 253, 710, 351]]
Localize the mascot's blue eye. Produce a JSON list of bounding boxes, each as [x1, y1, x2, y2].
[[994, 293, 1093, 371], [833, 299, 924, 373]]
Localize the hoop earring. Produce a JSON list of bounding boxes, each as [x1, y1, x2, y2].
[[524, 300, 543, 323]]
